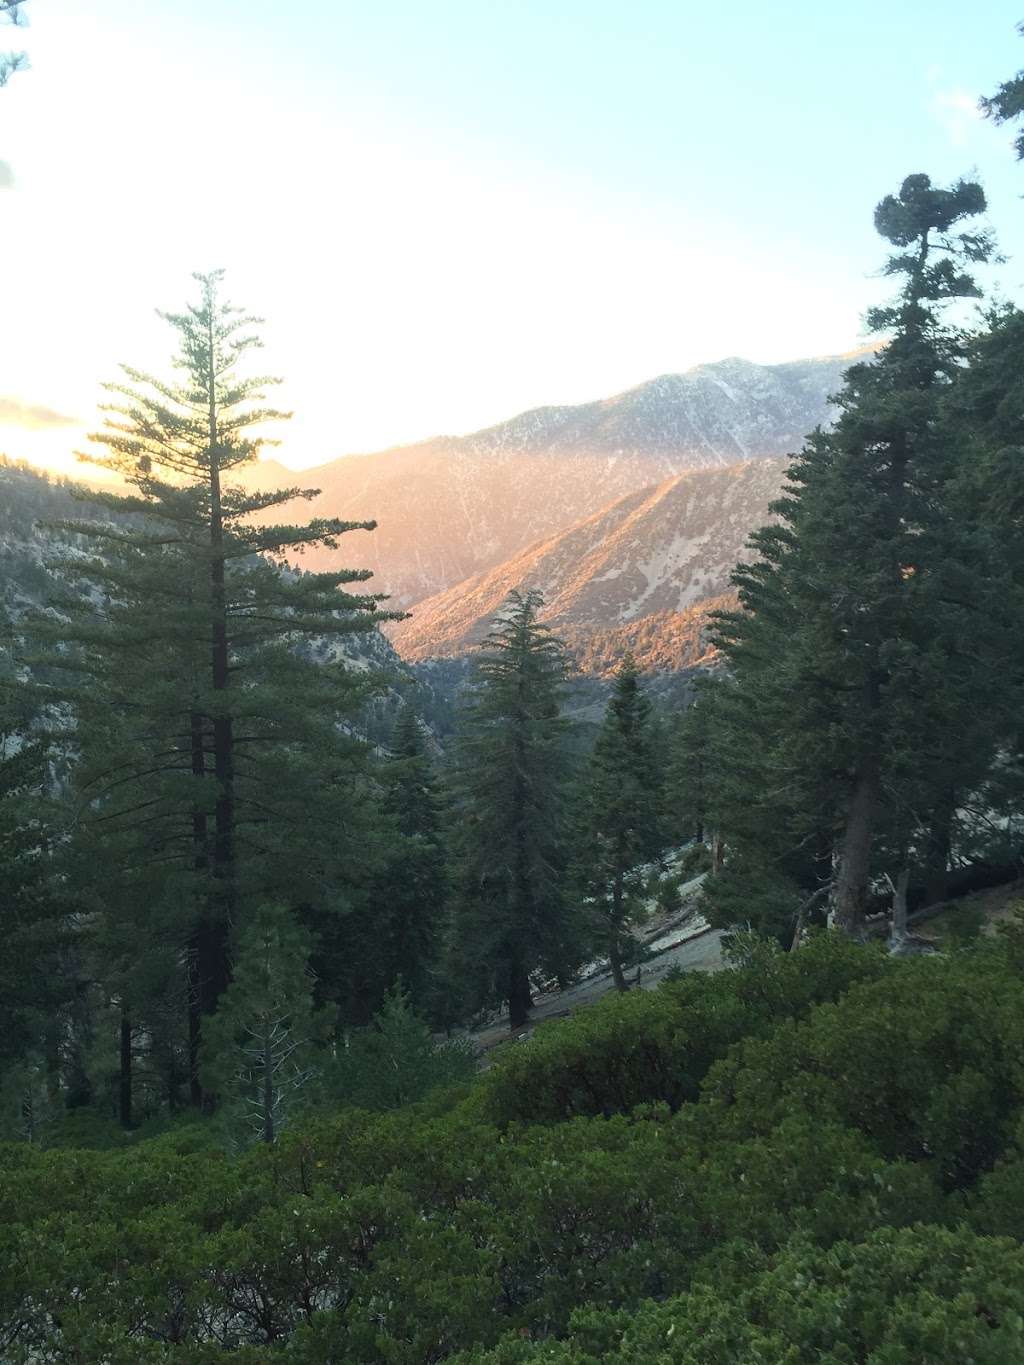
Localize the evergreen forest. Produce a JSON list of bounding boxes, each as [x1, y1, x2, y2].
[[5, 21, 1024, 1364]]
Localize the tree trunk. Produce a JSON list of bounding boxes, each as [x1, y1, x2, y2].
[[831, 765, 878, 937], [188, 704, 208, 1110], [924, 803, 953, 907], [206, 309, 235, 1007], [710, 831, 724, 874], [610, 869, 628, 991], [262, 1035, 275, 1144], [191, 918, 229, 1114], [890, 863, 910, 948], [119, 1005, 133, 1130], [187, 946, 202, 1109], [609, 942, 628, 992], [508, 966, 532, 1030]]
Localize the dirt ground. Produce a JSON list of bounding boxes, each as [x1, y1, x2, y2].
[[469, 883, 723, 1056], [466, 873, 1024, 1057], [912, 877, 1024, 941]]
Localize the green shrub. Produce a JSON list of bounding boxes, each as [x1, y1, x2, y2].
[[461, 1226, 1024, 1364], [3, 942, 1023, 1362], [482, 932, 887, 1124], [701, 950, 1024, 1188]]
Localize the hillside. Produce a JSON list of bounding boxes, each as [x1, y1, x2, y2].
[[248, 352, 856, 607], [558, 596, 735, 677], [390, 458, 785, 665]]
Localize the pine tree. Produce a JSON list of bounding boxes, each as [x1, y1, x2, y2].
[[0, 0, 28, 88], [940, 305, 1024, 869], [34, 271, 393, 1107], [201, 903, 328, 1145], [583, 655, 663, 991], [712, 175, 999, 939], [666, 677, 719, 848], [371, 704, 448, 1018], [981, 22, 1024, 159], [0, 624, 67, 1078], [328, 982, 475, 1111], [452, 590, 580, 1028]]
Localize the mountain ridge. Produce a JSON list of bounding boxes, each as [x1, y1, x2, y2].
[[250, 350, 858, 609], [278, 344, 875, 474], [388, 457, 788, 666]]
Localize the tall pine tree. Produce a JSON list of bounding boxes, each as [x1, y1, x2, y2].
[[452, 591, 579, 1028], [357, 704, 448, 1022], [711, 175, 999, 938], [583, 655, 663, 990], [35, 271, 393, 1107]]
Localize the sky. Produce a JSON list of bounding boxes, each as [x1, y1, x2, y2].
[[1, 0, 1023, 474]]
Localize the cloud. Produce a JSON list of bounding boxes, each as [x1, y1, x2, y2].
[[0, 160, 13, 189], [931, 88, 982, 148], [0, 397, 78, 430]]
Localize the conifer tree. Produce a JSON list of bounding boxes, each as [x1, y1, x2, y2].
[[981, 22, 1024, 159], [327, 982, 475, 1111], [35, 271, 393, 1106], [0, 629, 66, 1077], [201, 903, 327, 1145], [666, 677, 719, 847], [452, 590, 579, 1028], [372, 704, 448, 1017], [712, 175, 998, 938], [583, 655, 663, 990], [0, 0, 28, 88]]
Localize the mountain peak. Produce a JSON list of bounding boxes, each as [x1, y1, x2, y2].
[[248, 349, 851, 611]]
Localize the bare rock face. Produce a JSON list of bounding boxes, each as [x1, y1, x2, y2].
[[389, 458, 788, 669], [250, 352, 858, 610]]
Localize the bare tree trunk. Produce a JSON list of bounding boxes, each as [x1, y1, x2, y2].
[[609, 939, 628, 992], [508, 964, 533, 1030], [924, 802, 953, 907], [789, 883, 831, 952], [831, 766, 878, 937], [187, 947, 202, 1109], [889, 863, 910, 949], [610, 869, 628, 991], [119, 1005, 133, 1130], [188, 705, 208, 1110], [710, 830, 724, 874], [262, 1035, 275, 1144], [188, 303, 235, 1117]]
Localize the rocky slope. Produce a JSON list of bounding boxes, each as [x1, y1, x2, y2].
[[389, 458, 787, 665], [251, 351, 861, 607]]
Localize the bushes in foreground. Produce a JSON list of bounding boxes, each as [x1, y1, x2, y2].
[[482, 931, 888, 1124], [462, 1226, 1024, 1364], [2, 935, 1024, 1361]]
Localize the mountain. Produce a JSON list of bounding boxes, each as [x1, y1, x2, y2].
[[252, 351, 861, 607], [557, 597, 736, 679], [389, 458, 787, 668]]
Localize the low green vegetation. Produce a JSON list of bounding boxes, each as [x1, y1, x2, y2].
[[4, 932, 1024, 1361]]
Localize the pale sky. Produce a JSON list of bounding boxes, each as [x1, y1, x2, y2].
[[2, 1, 1023, 475]]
